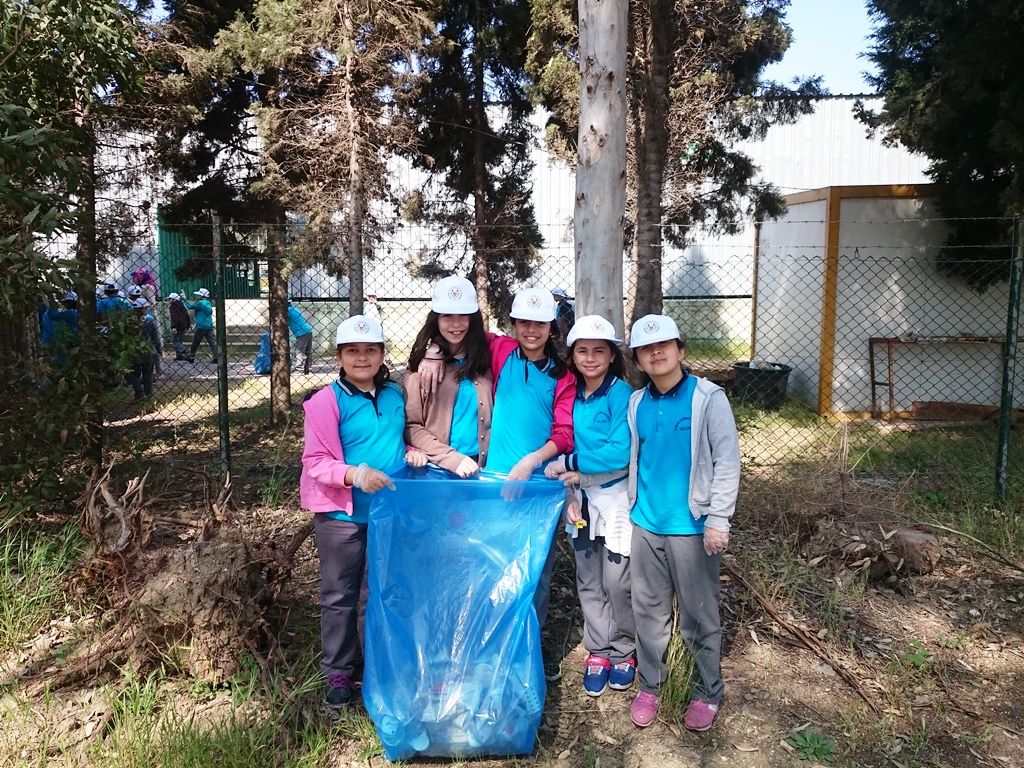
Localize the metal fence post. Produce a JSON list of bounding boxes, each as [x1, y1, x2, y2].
[[996, 214, 1022, 500], [212, 212, 231, 476]]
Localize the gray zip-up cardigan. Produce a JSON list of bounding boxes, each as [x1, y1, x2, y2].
[[625, 375, 741, 533]]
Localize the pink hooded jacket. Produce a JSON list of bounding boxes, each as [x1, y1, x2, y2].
[[300, 385, 355, 515]]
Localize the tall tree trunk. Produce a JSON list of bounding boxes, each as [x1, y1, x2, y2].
[[343, 0, 366, 320], [268, 204, 290, 424], [629, 0, 672, 326], [576, 0, 627, 330], [76, 120, 104, 468], [471, 0, 492, 328]]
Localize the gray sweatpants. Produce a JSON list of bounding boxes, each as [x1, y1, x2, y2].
[[572, 524, 635, 664], [631, 525, 723, 704], [314, 514, 369, 678]]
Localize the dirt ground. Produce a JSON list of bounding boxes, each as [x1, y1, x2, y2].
[[3, 457, 1024, 768]]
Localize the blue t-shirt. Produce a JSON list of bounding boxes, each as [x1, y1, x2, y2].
[[449, 360, 480, 458], [327, 378, 407, 524], [487, 349, 557, 474], [287, 305, 312, 337], [631, 374, 703, 535], [565, 374, 631, 475]]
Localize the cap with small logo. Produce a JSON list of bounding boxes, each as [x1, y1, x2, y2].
[[336, 315, 385, 345], [194, 288, 210, 298], [431, 276, 479, 314], [566, 314, 622, 347], [510, 288, 556, 322], [629, 314, 681, 348]]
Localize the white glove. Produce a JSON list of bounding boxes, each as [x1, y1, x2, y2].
[[703, 526, 729, 556], [507, 451, 543, 481], [543, 455, 568, 479], [351, 463, 396, 493]]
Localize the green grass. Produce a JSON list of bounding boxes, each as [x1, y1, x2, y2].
[[0, 524, 80, 651]]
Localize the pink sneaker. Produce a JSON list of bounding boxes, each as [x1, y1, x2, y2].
[[683, 699, 719, 731], [630, 691, 660, 727]]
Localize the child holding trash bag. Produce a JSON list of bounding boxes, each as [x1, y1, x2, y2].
[[544, 315, 635, 698], [404, 276, 494, 476], [623, 314, 740, 733], [418, 286, 575, 679], [300, 315, 426, 710]]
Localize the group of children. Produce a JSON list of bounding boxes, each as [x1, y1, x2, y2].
[[299, 275, 741, 736]]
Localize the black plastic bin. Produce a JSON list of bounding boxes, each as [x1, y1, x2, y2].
[[731, 361, 791, 410]]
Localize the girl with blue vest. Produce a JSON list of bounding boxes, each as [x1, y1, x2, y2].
[[545, 315, 635, 697], [405, 276, 493, 476], [624, 314, 740, 733], [300, 315, 426, 710]]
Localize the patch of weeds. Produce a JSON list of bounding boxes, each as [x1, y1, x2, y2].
[[903, 639, 931, 669], [936, 633, 968, 652], [580, 739, 601, 768], [786, 727, 836, 763], [659, 610, 695, 722], [0, 523, 80, 650]]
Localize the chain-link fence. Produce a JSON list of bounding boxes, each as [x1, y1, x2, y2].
[[38, 189, 1024, 501]]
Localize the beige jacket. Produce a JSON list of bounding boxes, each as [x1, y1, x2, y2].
[[404, 363, 493, 472]]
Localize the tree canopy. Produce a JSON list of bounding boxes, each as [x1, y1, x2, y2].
[[861, 0, 1024, 291]]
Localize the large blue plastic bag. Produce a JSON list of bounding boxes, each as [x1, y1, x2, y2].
[[363, 466, 564, 761]]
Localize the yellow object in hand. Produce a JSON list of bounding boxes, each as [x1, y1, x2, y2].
[[575, 519, 587, 529]]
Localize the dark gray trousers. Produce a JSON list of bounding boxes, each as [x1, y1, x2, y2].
[[573, 528, 635, 664], [631, 526, 723, 704], [314, 514, 369, 677]]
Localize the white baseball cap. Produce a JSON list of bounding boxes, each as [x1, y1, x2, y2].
[[128, 285, 143, 297], [510, 288, 556, 322], [629, 314, 681, 348], [63, 291, 78, 302], [194, 288, 210, 298], [168, 292, 181, 301], [336, 315, 385, 345], [566, 314, 622, 347], [551, 287, 569, 298], [133, 297, 150, 309], [431, 276, 479, 314]]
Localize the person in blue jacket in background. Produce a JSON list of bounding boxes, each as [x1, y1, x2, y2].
[[288, 298, 314, 374], [184, 287, 218, 363]]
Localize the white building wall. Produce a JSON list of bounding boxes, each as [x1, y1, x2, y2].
[[753, 199, 828, 405]]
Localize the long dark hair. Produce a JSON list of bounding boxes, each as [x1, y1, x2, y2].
[[630, 339, 686, 387], [567, 339, 626, 381], [408, 311, 490, 380], [338, 342, 391, 390]]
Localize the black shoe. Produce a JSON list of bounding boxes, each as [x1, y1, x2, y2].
[[187, 356, 195, 363], [324, 673, 355, 709], [209, 357, 217, 363], [542, 649, 563, 682]]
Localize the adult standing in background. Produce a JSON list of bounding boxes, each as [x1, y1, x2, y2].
[[552, 288, 576, 342], [132, 267, 159, 305], [288, 298, 314, 374], [184, 287, 218, 363], [364, 290, 382, 326], [167, 292, 193, 362]]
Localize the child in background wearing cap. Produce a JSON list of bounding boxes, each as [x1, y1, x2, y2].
[[300, 316, 427, 711], [544, 316, 636, 698], [624, 314, 740, 733], [128, 298, 162, 400], [184, 288, 217, 363], [405, 276, 493, 477], [418, 286, 575, 679]]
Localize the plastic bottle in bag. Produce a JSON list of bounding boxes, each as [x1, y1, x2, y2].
[[379, 714, 430, 753]]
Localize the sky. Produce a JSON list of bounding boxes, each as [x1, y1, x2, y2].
[[761, 0, 879, 95]]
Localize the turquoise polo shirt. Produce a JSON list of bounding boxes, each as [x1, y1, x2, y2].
[[449, 359, 480, 458], [487, 349, 557, 474], [328, 378, 407, 524], [565, 374, 631, 475], [631, 373, 703, 535]]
